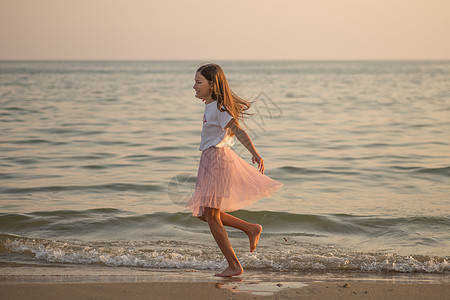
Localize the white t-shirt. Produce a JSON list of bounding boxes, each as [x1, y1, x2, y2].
[[199, 101, 234, 151]]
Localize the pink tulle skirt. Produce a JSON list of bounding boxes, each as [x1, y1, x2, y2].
[[186, 147, 283, 217]]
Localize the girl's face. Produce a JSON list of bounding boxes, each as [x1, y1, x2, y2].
[[193, 72, 212, 102]]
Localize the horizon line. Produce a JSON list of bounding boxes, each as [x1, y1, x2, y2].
[[1, 58, 450, 62]]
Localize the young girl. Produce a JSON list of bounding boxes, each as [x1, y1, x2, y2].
[[186, 63, 283, 277]]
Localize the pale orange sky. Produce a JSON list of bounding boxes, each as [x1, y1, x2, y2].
[[1, 0, 449, 60]]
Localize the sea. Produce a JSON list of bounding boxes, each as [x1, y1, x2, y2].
[[0, 60, 449, 280]]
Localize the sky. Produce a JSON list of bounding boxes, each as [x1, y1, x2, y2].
[[1, 0, 449, 60]]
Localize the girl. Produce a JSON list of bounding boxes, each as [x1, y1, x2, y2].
[[186, 63, 282, 277]]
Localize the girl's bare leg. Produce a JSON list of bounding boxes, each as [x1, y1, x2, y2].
[[204, 207, 243, 277], [198, 212, 262, 252], [219, 212, 262, 252]]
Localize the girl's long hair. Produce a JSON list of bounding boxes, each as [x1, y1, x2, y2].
[[197, 64, 251, 128]]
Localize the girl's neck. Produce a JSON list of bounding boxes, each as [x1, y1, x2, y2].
[[205, 99, 216, 105]]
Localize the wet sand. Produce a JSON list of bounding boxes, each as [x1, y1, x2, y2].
[[1, 265, 448, 299], [1, 280, 449, 299]]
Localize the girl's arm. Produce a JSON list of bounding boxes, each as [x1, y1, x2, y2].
[[225, 118, 265, 174]]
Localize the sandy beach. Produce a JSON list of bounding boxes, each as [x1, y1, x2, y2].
[[1, 266, 449, 300], [1, 280, 449, 300]]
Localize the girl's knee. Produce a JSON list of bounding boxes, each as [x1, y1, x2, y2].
[[197, 215, 206, 222], [204, 207, 220, 223]]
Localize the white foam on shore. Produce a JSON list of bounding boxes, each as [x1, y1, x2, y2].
[[2, 235, 449, 274]]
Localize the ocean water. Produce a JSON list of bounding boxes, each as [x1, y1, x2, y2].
[[0, 60, 449, 275]]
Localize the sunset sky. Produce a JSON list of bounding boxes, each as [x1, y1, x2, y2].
[[1, 0, 449, 60]]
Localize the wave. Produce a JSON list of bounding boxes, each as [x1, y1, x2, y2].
[[0, 233, 448, 273], [0, 209, 448, 263], [392, 166, 450, 177], [416, 166, 450, 177], [3, 139, 66, 145], [0, 183, 162, 194], [1, 209, 449, 237], [278, 166, 360, 176]]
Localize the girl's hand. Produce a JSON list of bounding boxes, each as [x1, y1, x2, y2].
[[225, 119, 265, 173], [252, 155, 265, 174]]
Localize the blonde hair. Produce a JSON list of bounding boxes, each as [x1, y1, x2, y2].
[[197, 63, 251, 126]]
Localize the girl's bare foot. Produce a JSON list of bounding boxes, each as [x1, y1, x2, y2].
[[248, 224, 262, 252], [214, 265, 244, 277]]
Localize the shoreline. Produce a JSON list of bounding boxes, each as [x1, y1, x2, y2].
[[1, 263, 448, 283], [1, 279, 449, 300], [1, 265, 449, 299]]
